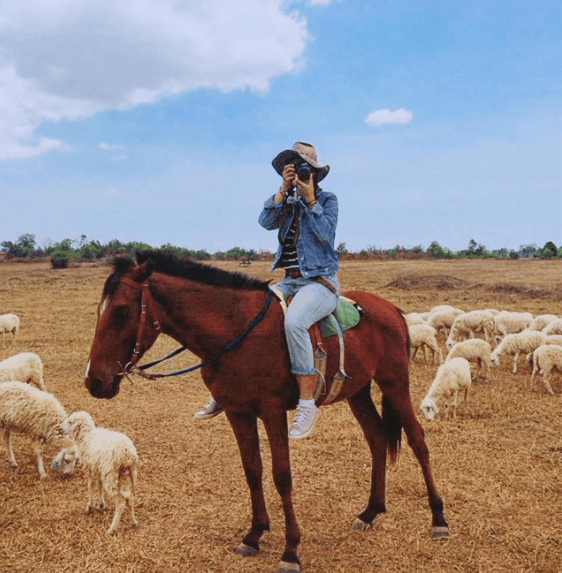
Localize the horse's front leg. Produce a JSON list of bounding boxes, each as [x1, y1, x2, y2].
[[261, 407, 301, 573], [225, 410, 270, 556]]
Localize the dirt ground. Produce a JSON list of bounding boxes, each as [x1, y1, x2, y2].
[[0, 258, 561, 573]]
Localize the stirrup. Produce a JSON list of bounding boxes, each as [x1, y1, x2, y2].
[[194, 396, 223, 420]]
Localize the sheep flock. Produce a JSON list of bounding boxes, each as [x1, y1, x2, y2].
[[408, 305, 562, 420], [0, 311, 139, 536]]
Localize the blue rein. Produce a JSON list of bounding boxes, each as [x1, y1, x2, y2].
[[129, 289, 274, 380]]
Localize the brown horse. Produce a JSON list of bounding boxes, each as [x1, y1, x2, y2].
[[85, 250, 449, 573]]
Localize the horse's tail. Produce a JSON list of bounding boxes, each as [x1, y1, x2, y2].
[[382, 305, 409, 463], [382, 395, 402, 463]]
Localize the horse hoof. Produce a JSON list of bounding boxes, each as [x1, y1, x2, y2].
[[236, 543, 259, 557], [352, 517, 372, 531], [278, 561, 301, 573], [431, 526, 450, 540]]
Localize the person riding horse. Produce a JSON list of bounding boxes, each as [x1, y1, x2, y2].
[[195, 141, 340, 439]]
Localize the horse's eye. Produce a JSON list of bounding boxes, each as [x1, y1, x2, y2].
[[112, 306, 130, 328]]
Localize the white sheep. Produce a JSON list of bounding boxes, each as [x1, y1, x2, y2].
[[404, 312, 426, 326], [446, 310, 496, 349], [445, 339, 491, 380], [429, 304, 463, 315], [530, 314, 559, 331], [0, 352, 45, 391], [409, 323, 443, 364], [419, 357, 471, 421], [0, 313, 20, 346], [60, 411, 138, 535], [51, 443, 80, 478], [545, 335, 562, 347], [426, 308, 464, 338], [490, 329, 546, 374], [543, 319, 562, 336], [0, 381, 69, 479], [494, 311, 534, 339], [528, 345, 562, 395]]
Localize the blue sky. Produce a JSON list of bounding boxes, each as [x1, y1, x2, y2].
[[0, 0, 560, 254]]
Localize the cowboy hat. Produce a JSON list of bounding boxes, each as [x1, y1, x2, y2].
[[272, 142, 330, 182]]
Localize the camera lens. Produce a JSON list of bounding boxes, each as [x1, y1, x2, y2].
[[296, 163, 312, 181]]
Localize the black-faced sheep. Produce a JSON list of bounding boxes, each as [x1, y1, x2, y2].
[[60, 411, 138, 535]]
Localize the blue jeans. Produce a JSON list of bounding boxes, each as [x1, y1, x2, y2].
[[272, 274, 339, 375]]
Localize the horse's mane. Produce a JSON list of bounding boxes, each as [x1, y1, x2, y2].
[[104, 250, 270, 296]]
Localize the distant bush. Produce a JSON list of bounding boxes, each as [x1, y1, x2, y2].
[[49, 249, 72, 269]]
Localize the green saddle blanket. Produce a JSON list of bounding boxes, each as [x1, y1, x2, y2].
[[276, 291, 363, 338], [320, 298, 362, 338]]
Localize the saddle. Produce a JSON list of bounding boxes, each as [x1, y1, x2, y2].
[[271, 288, 363, 405]]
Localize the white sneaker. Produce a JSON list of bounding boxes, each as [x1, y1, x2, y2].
[[194, 396, 223, 420], [289, 403, 318, 440]]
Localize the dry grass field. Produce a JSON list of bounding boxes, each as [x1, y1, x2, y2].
[[0, 258, 561, 573]]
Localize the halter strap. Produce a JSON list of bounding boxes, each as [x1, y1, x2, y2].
[[119, 277, 161, 369]]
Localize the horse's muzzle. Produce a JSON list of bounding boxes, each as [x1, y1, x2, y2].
[[85, 375, 121, 399]]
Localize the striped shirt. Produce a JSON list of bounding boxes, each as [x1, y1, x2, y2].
[[278, 217, 299, 269]]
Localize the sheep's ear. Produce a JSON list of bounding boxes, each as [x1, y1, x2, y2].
[[52, 449, 65, 470]]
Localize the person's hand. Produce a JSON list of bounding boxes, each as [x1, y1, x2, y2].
[[274, 164, 297, 204], [294, 172, 315, 205], [281, 163, 296, 192]]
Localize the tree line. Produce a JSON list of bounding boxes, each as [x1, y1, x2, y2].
[[1, 234, 561, 262], [337, 239, 561, 260], [0, 234, 256, 262]]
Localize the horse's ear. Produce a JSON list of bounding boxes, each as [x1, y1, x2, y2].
[[134, 258, 156, 283]]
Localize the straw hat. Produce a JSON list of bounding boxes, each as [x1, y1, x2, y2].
[[272, 142, 330, 182]]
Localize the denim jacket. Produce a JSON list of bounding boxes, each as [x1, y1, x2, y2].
[[258, 188, 339, 278]]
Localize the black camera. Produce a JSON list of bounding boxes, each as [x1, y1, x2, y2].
[[295, 162, 313, 181]]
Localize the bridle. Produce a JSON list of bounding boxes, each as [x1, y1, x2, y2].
[[114, 277, 274, 380], [118, 277, 162, 372]]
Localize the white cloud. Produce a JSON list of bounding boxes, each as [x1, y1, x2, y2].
[[0, 0, 310, 160], [365, 108, 414, 127], [99, 143, 124, 151]]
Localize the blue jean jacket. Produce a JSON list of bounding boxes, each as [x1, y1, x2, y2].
[[258, 188, 339, 279]]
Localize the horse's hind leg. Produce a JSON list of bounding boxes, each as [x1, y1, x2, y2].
[[347, 383, 388, 530], [379, 377, 450, 539], [225, 411, 270, 556]]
